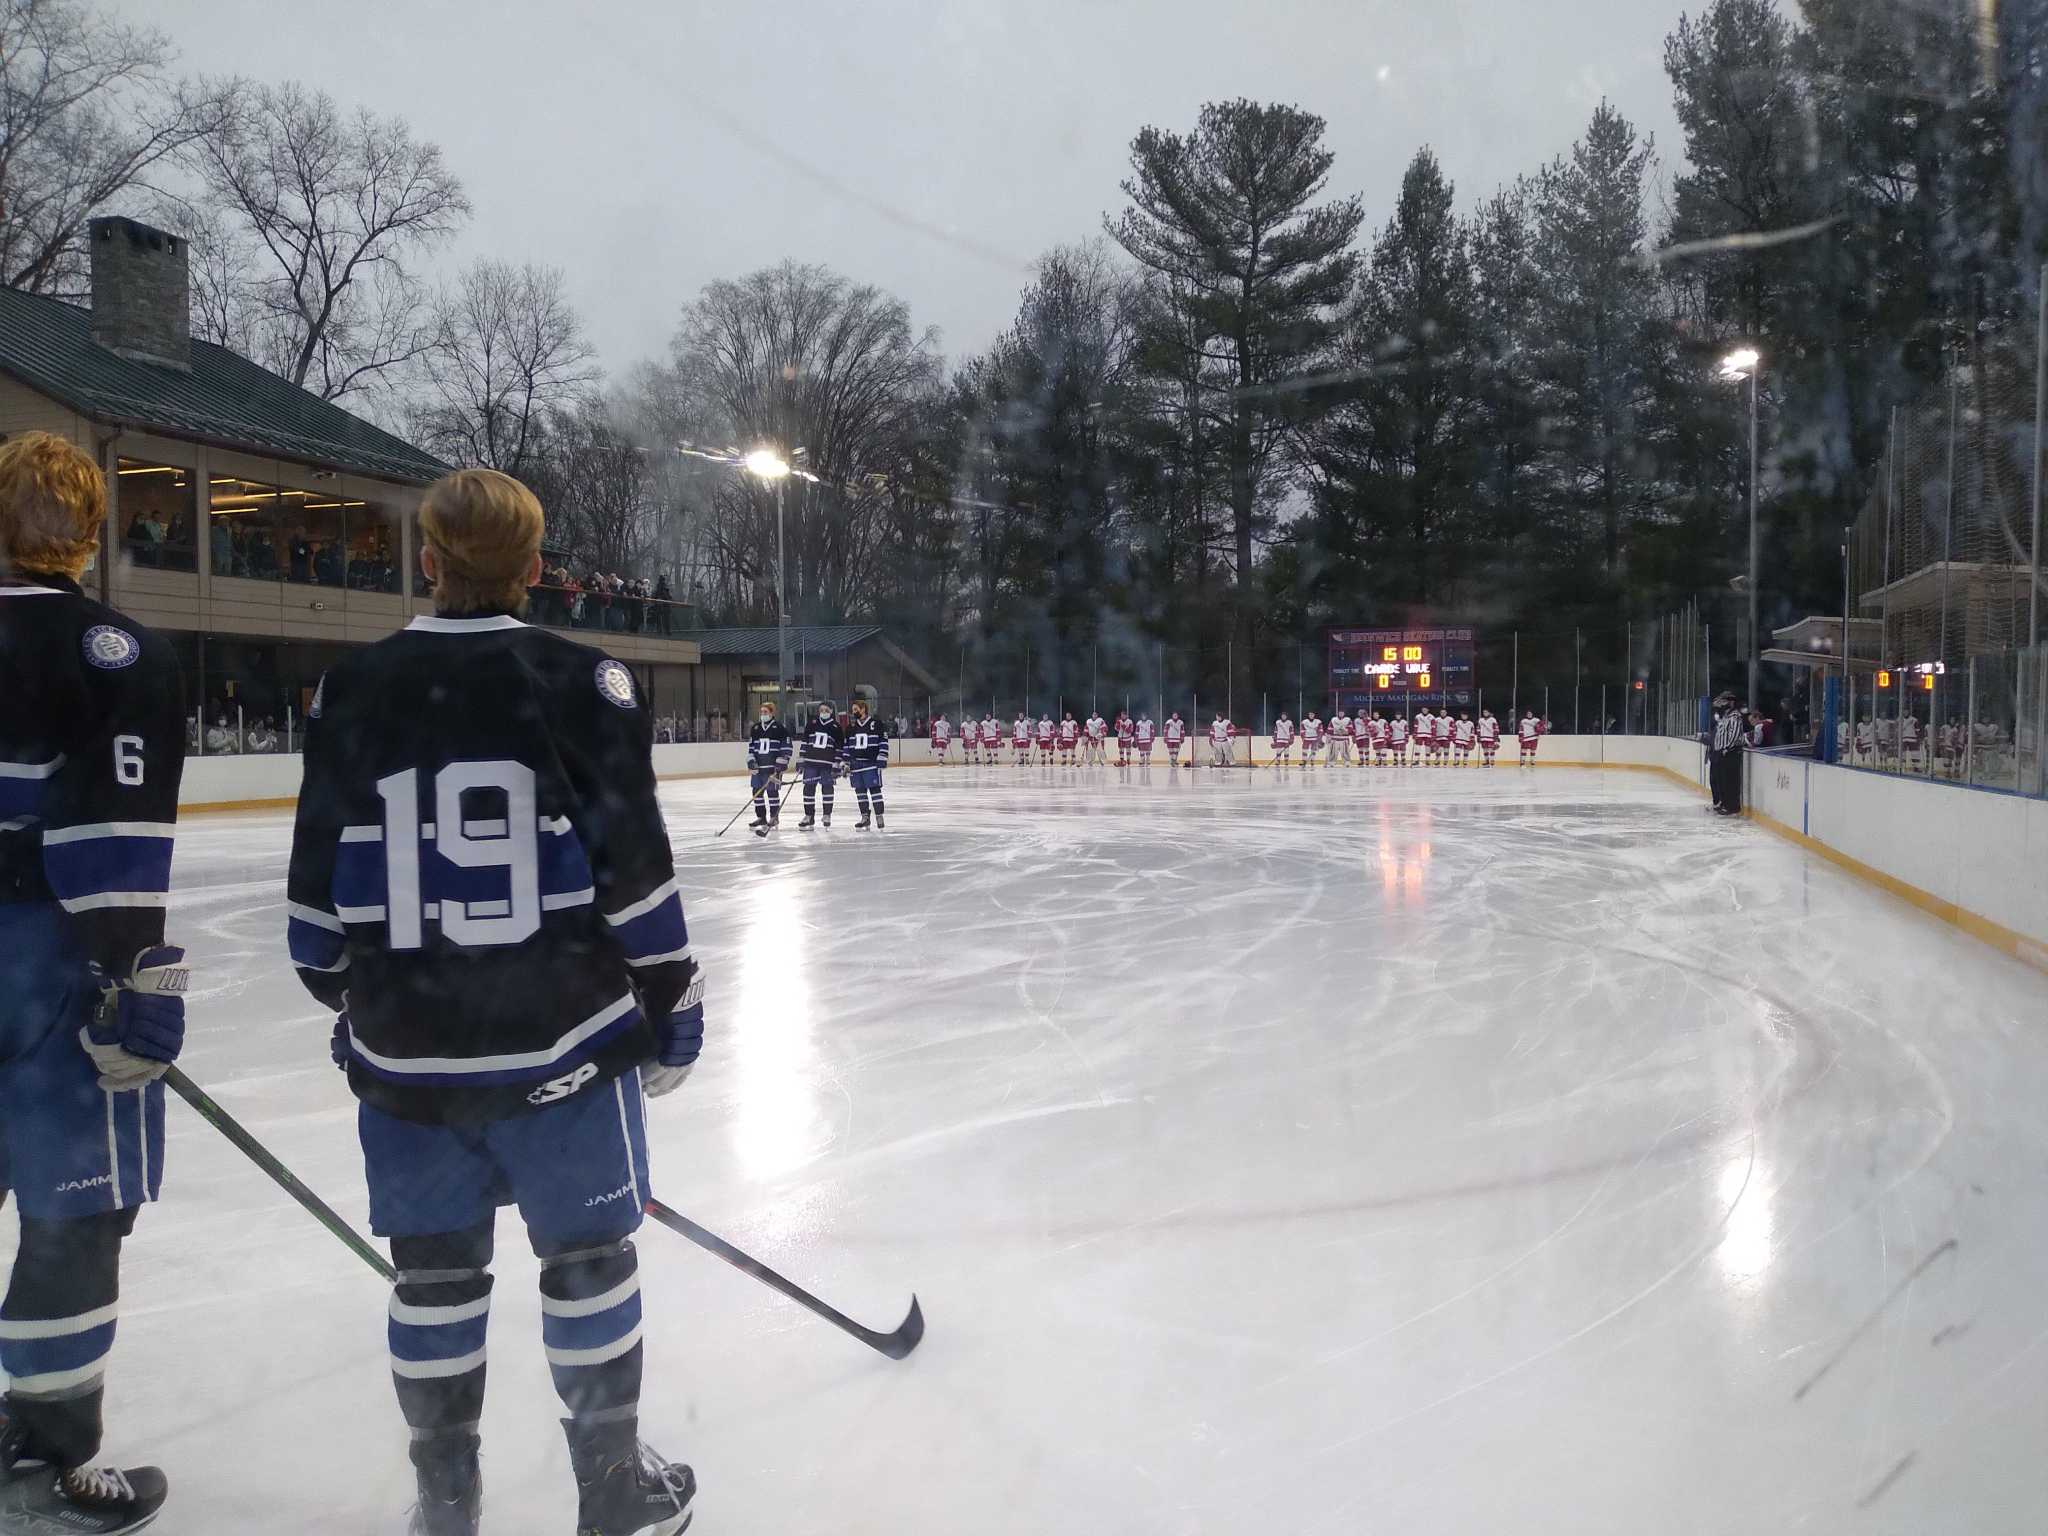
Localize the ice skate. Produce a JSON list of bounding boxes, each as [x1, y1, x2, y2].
[[563, 1419, 694, 1536], [0, 1417, 167, 1536], [874, 809, 884, 829], [405, 1433, 481, 1536], [797, 811, 816, 830], [855, 811, 871, 830]]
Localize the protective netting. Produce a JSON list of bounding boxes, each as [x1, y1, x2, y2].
[[1851, 339, 2047, 671]]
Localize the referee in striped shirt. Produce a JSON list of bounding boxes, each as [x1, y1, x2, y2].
[[1708, 691, 1745, 815]]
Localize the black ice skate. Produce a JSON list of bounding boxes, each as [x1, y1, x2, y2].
[[563, 1419, 694, 1536], [797, 812, 816, 830], [0, 1416, 167, 1535], [855, 811, 871, 829], [874, 809, 885, 829], [753, 820, 771, 838], [406, 1432, 481, 1536]]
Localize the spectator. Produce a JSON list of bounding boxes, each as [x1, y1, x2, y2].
[[246, 717, 279, 753], [205, 712, 241, 755], [653, 573, 674, 635]]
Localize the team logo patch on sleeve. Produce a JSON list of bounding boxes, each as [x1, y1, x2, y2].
[[82, 625, 140, 670], [595, 659, 639, 710]]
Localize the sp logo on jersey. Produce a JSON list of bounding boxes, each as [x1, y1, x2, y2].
[[82, 625, 140, 670], [528, 1061, 600, 1105], [594, 660, 638, 711]]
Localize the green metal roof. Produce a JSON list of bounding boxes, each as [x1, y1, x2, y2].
[[690, 625, 885, 657], [0, 285, 447, 486]]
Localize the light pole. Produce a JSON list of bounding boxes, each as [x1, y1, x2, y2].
[[1720, 348, 1763, 709], [742, 447, 807, 719]]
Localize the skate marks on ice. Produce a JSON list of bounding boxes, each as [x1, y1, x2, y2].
[[65, 766, 2048, 1533]]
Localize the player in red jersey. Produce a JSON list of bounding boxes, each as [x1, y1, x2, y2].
[[1162, 712, 1187, 767], [1057, 711, 1081, 765], [1271, 712, 1295, 766], [1036, 713, 1056, 764], [1300, 711, 1324, 769], [1134, 714, 1155, 763], [930, 712, 952, 762], [1518, 709, 1541, 764], [1012, 713, 1033, 764], [1389, 712, 1409, 766], [960, 714, 981, 765], [1432, 709, 1454, 766], [1115, 710, 1135, 765], [1367, 711, 1389, 766], [1477, 708, 1501, 766], [1450, 711, 1473, 765]]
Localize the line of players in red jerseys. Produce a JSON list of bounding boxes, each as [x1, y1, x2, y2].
[[925, 706, 1549, 767]]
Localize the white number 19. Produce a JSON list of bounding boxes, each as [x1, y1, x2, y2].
[[374, 760, 541, 950]]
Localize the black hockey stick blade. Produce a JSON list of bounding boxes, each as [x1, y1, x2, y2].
[[165, 1067, 396, 1283], [643, 1197, 924, 1359]]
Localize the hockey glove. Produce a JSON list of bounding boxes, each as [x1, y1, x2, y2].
[[642, 968, 705, 1100], [82, 946, 189, 1091], [330, 1010, 351, 1073]]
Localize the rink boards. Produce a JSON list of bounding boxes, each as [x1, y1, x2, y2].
[[173, 733, 2045, 973]]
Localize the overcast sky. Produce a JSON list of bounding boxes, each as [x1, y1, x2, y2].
[[126, 0, 1688, 377]]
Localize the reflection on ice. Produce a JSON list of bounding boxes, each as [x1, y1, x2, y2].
[[1716, 1153, 1774, 1287], [728, 870, 828, 1185]]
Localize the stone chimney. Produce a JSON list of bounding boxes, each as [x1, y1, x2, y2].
[[88, 216, 191, 372]]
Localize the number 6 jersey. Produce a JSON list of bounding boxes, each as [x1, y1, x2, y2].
[[0, 575, 187, 974], [287, 614, 692, 1124]]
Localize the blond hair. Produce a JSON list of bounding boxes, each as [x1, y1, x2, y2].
[[418, 468, 544, 615], [0, 431, 105, 580]]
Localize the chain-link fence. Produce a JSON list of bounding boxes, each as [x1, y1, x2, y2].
[[1850, 337, 2046, 692]]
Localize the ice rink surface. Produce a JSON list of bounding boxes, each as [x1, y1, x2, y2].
[[43, 760, 2048, 1533]]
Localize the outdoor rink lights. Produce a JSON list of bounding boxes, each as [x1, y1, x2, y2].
[[1720, 346, 1762, 378], [742, 449, 791, 481]]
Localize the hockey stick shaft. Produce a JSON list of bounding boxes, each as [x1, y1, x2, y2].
[[164, 1067, 396, 1283], [716, 768, 794, 837], [642, 1197, 923, 1360]]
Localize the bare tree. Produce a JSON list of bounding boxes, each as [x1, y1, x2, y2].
[[523, 401, 663, 578], [185, 81, 468, 400], [413, 260, 598, 476], [672, 261, 942, 621], [0, 0, 225, 295]]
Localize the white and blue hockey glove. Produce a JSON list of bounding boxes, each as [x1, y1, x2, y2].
[[82, 945, 189, 1091], [642, 969, 705, 1100]]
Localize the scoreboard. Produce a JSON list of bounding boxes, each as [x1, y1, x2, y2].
[[1328, 627, 1478, 713]]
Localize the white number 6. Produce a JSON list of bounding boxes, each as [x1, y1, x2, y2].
[[113, 735, 145, 786]]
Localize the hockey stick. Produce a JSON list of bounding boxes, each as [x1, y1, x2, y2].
[[164, 1067, 396, 1283], [716, 768, 795, 838], [642, 1197, 924, 1360]]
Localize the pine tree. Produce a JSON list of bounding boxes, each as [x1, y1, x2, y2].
[[1317, 148, 1480, 607], [1531, 103, 1667, 583], [1109, 99, 1363, 706]]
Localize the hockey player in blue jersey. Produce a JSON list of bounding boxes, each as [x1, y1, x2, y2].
[[746, 701, 791, 838], [0, 433, 187, 1534], [843, 698, 889, 829], [795, 701, 844, 830], [286, 470, 700, 1536]]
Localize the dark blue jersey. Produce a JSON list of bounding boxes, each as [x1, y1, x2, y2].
[[0, 576, 186, 972], [286, 613, 694, 1125], [843, 713, 889, 769], [747, 719, 791, 773], [796, 714, 845, 767]]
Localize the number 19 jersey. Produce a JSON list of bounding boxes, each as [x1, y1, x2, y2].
[[287, 614, 690, 1125]]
